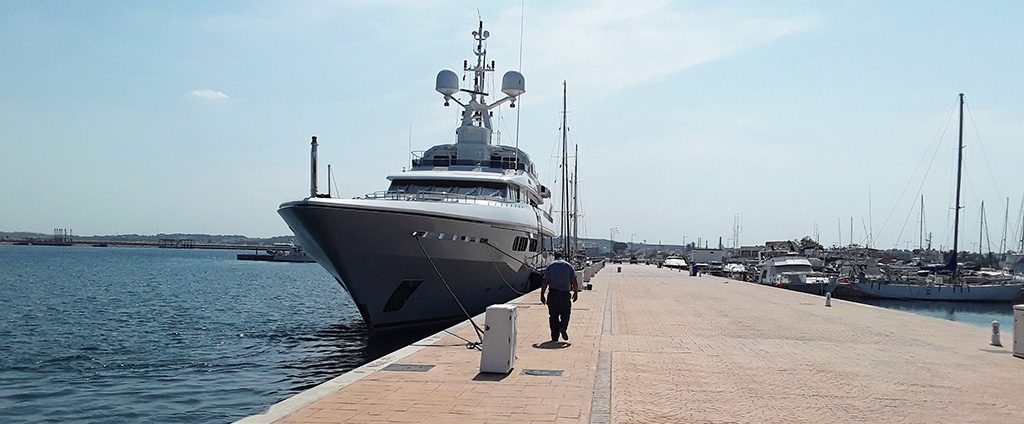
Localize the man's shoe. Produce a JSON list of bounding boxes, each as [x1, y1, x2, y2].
[[560, 330, 569, 341]]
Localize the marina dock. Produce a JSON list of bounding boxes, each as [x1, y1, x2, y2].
[[239, 264, 1024, 423]]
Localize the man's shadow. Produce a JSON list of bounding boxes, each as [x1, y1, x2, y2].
[[532, 340, 571, 349]]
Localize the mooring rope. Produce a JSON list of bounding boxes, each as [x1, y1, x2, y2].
[[481, 239, 547, 295], [489, 254, 529, 295], [412, 234, 484, 349], [481, 239, 542, 273], [442, 329, 483, 350]]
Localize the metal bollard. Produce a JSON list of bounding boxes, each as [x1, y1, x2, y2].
[[617, 266, 621, 273], [824, 292, 832, 307], [992, 321, 1001, 346]]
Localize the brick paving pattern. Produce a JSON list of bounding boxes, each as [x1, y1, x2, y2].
[[244, 264, 1024, 423]]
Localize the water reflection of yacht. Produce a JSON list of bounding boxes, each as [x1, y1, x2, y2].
[[278, 23, 554, 330]]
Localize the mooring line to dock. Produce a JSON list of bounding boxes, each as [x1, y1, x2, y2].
[[481, 239, 541, 273], [489, 256, 529, 295], [412, 233, 484, 348]]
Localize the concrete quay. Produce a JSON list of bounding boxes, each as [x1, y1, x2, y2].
[[239, 264, 1024, 423]]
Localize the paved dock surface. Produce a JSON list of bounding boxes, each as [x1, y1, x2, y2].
[[241, 264, 1024, 423]]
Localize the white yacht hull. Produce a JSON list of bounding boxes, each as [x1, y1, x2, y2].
[[777, 282, 838, 296], [848, 281, 1024, 301], [279, 198, 550, 330]]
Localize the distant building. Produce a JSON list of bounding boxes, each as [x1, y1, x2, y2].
[[689, 248, 729, 264], [737, 245, 763, 260], [159, 238, 195, 249], [1002, 253, 1024, 273]]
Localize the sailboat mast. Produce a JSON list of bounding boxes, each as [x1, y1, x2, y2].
[[1001, 197, 1009, 253], [572, 143, 579, 259], [919, 195, 924, 250], [951, 93, 965, 273], [1020, 195, 1024, 252], [560, 80, 569, 258], [837, 217, 842, 247], [979, 201, 985, 254]]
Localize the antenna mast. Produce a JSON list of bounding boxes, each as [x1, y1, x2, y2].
[[514, 0, 525, 168]]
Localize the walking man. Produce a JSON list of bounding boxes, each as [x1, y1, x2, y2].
[[540, 252, 579, 343]]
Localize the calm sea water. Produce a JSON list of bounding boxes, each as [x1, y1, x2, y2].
[[0, 245, 435, 423], [856, 297, 1017, 333], [3, 247, 1018, 422]]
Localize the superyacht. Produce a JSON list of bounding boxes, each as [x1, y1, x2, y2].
[[279, 22, 555, 329]]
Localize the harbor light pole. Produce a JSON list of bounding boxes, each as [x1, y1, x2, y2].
[[609, 227, 619, 257]]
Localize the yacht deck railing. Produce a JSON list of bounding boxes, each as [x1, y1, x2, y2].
[[362, 190, 518, 206]]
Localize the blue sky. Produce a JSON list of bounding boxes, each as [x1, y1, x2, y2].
[[2, 1, 1023, 252]]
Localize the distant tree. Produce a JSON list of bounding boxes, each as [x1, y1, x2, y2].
[[799, 236, 823, 251], [613, 241, 627, 253], [958, 251, 1001, 269]]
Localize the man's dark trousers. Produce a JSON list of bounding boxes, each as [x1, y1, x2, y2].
[[547, 289, 572, 340]]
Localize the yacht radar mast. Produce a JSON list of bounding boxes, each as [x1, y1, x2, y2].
[[435, 21, 525, 162]]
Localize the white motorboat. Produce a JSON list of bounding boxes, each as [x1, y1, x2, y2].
[[278, 22, 555, 329], [663, 256, 689, 270], [757, 255, 834, 296], [722, 262, 748, 279]]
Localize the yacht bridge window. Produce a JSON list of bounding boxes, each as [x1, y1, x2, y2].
[[387, 179, 513, 200], [775, 264, 813, 273]]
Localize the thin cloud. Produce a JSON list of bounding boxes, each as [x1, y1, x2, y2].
[[188, 89, 230, 101], [491, 0, 819, 102]]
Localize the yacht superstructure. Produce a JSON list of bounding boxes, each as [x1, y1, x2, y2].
[[278, 22, 555, 329]]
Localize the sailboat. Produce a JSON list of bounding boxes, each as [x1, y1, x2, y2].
[[849, 94, 1024, 301]]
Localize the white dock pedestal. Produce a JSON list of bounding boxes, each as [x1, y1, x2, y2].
[[479, 304, 517, 374], [1014, 304, 1024, 359]]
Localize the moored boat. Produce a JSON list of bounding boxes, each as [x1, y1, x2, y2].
[[663, 256, 689, 270], [278, 22, 555, 329], [757, 255, 835, 296], [848, 94, 1024, 302]]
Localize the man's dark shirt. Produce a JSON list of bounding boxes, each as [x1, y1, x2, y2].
[[544, 259, 575, 292]]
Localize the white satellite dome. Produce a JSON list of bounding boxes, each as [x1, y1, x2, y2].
[[501, 70, 525, 97], [435, 69, 459, 96]]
